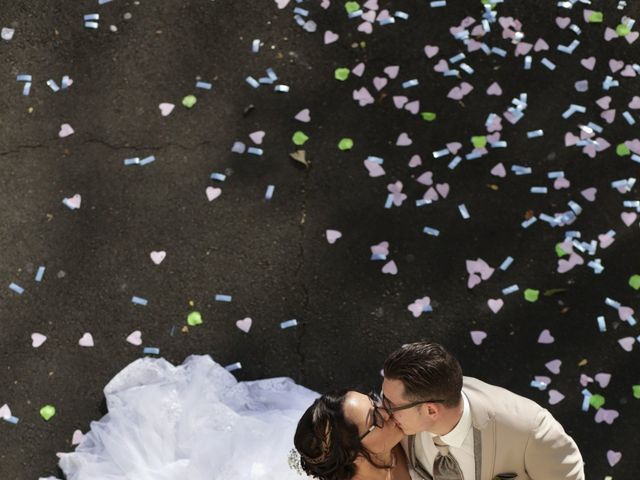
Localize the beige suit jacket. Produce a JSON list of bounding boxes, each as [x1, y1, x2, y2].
[[402, 376, 585, 480]]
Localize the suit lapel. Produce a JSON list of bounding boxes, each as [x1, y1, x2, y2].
[[407, 434, 433, 480], [463, 379, 496, 480]]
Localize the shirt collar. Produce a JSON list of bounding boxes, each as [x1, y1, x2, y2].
[[431, 391, 471, 448]]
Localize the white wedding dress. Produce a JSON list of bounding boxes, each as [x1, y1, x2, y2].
[[44, 354, 317, 480]]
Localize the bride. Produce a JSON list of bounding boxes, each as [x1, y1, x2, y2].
[[43, 354, 411, 480]]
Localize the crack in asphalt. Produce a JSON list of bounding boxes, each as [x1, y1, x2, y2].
[[0, 137, 217, 157]]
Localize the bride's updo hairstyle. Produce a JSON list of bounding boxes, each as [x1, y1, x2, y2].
[[294, 390, 371, 480]]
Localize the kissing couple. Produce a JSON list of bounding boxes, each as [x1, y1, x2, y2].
[[294, 341, 585, 480]]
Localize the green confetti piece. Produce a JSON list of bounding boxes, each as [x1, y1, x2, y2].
[[182, 95, 197, 108], [589, 394, 605, 410], [633, 385, 640, 399], [471, 136, 487, 148], [616, 143, 631, 156], [345, 1, 360, 13], [421, 112, 437, 121], [187, 311, 203, 326], [629, 275, 640, 290], [588, 11, 603, 23], [524, 289, 539, 302], [338, 138, 354, 151], [292, 131, 309, 146], [40, 405, 56, 421], [616, 23, 631, 36], [334, 68, 350, 81], [555, 243, 568, 258]]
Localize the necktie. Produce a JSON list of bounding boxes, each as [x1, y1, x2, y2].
[[433, 436, 464, 480]]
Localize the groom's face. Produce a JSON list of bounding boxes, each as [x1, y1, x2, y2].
[[381, 377, 436, 435]]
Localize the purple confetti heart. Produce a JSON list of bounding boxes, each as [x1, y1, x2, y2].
[[580, 187, 597, 201], [545, 359, 562, 374], [491, 162, 506, 177], [467, 273, 481, 289], [435, 183, 450, 199], [596, 96, 611, 109], [487, 298, 504, 313], [595, 408, 619, 424], [555, 17, 570, 29], [604, 27, 617, 41], [393, 96, 408, 108], [630, 96, 640, 109], [396, 132, 412, 146], [598, 233, 614, 248], [533, 38, 549, 51], [352, 62, 365, 77], [424, 45, 439, 58], [621, 212, 637, 227], [382, 260, 398, 275], [470, 331, 487, 345], [618, 336, 635, 352], [595, 373, 611, 388], [580, 56, 596, 70], [324, 30, 339, 44], [404, 100, 420, 115], [548, 389, 565, 405], [416, 171, 433, 186], [579, 374, 594, 387], [364, 160, 385, 178], [537, 329, 554, 344], [408, 154, 422, 168], [295, 109, 311, 122], [618, 306, 634, 321], [434, 59, 449, 73], [621, 65, 637, 77], [486, 82, 502, 96], [353, 87, 374, 106], [607, 450, 622, 467], [384, 65, 399, 79], [626, 31, 639, 44], [600, 109, 616, 124], [357, 21, 373, 34], [609, 59, 624, 73], [370, 241, 389, 257], [373, 76, 388, 91]]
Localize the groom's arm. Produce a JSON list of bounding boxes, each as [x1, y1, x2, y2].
[[524, 409, 585, 480]]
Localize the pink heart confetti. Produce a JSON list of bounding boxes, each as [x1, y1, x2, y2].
[[490, 163, 506, 177], [595, 408, 619, 424], [435, 183, 450, 198], [416, 171, 433, 186], [467, 273, 481, 289], [63, 194, 82, 210], [236, 317, 252, 333], [545, 359, 561, 374], [71, 430, 85, 445], [407, 296, 431, 318], [295, 108, 311, 122], [324, 30, 339, 44], [408, 154, 422, 168], [392, 96, 408, 109], [447, 87, 464, 100], [618, 306, 634, 321], [548, 389, 565, 405], [555, 17, 570, 29], [621, 64, 637, 78], [580, 57, 596, 70], [626, 31, 639, 44], [159, 103, 175, 116], [514, 42, 532, 56], [396, 132, 412, 146], [629, 96, 640, 109], [206, 187, 222, 202], [487, 298, 504, 314], [460, 82, 473, 95], [621, 212, 637, 227], [352, 87, 374, 106], [363, 0, 378, 9], [564, 132, 579, 146], [607, 450, 622, 467], [580, 374, 594, 387], [598, 233, 614, 248], [59, 123, 74, 138], [0, 404, 11, 419], [373, 76, 388, 91], [382, 260, 398, 275], [126, 330, 142, 346], [275, 0, 290, 9], [609, 59, 624, 73], [600, 109, 616, 124], [604, 27, 617, 41], [31, 333, 47, 348], [325, 229, 342, 244], [553, 177, 570, 190], [351, 63, 365, 78], [78, 332, 94, 347], [249, 130, 265, 144], [357, 21, 373, 34], [150, 251, 166, 265], [434, 59, 449, 73], [470, 331, 487, 345], [533, 38, 549, 51], [423, 187, 439, 202], [384, 65, 399, 79], [486, 82, 502, 96], [537, 329, 554, 344], [446, 142, 462, 154], [364, 159, 386, 177], [370, 241, 389, 257], [618, 336, 635, 351], [596, 96, 611, 109], [424, 45, 439, 58], [580, 187, 597, 201], [404, 100, 420, 115], [595, 372, 611, 388]]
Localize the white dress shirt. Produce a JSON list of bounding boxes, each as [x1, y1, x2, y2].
[[414, 391, 475, 479]]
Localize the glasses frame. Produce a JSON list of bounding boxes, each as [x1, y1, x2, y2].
[[380, 393, 445, 414], [359, 392, 385, 440]]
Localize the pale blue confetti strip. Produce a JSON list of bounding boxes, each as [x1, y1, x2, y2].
[[215, 294, 232, 302], [131, 296, 148, 306], [210, 173, 226, 182], [143, 347, 160, 355], [265, 185, 275, 200], [499, 256, 513, 271], [501, 284, 519, 295], [196, 81, 212, 90], [35, 266, 45, 282], [139, 155, 155, 166], [458, 204, 470, 219], [225, 362, 242, 372], [597, 316, 606, 332], [9, 283, 24, 294], [280, 319, 298, 329], [423, 226, 440, 237]]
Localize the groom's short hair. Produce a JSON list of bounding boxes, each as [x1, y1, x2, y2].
[[383, 341, 463, 408]]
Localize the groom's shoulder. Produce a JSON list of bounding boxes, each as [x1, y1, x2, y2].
[[463, 375, 545, 417]]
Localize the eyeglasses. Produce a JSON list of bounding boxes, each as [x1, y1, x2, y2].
[[359, 392, 385, 440], [380, 392, 445, 414]]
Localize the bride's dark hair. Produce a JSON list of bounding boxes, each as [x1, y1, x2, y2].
[[294, 390, 389, 480]]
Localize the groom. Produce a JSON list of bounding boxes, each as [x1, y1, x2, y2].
[[380, 341, 584, 480]]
